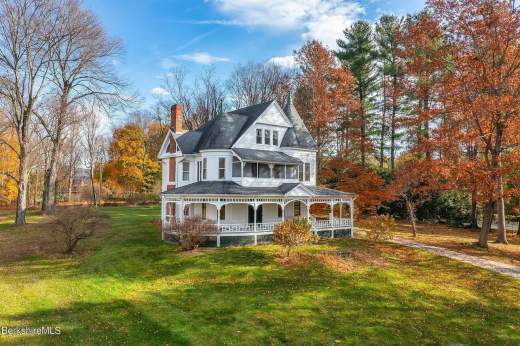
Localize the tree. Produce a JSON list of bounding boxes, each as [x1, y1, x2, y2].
[[170, 216, 219, 251], [390, 157, 441, 236], [336, 21, 379, 167], [0, 0, 61, 224], [294, 40, 358, 170], [227, 62, 292, 108], [104, 122, 160, 193], [82, 104, 103, 206], [37, 0, 125, 212], [429, 0, 520, 246], [0, 128, 19, 204], [375, 15, 405, 172]]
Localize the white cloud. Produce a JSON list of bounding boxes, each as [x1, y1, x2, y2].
[[174, 52, 230, 65], [160, 57, 177, 69], [267, 55, 298, 69], [208, 0, 364, 48], [151, 87, 169, 96]]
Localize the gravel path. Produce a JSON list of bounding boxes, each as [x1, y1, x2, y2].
[[391, 238, 520, 279]]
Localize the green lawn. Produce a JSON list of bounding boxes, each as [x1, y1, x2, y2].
[[0, 206, 518, 345]]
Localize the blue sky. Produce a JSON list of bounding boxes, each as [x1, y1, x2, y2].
[[83, 0, 425, 107]]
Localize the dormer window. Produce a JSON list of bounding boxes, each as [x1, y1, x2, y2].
[[182, 161, 190, 181], [218, 158, 226, 179], [273, 131, 278, 145], [232, 156, 242, 177], [256, 129, 262, 144], [264, 130, 270, 145], [305, 162, 311, 181]]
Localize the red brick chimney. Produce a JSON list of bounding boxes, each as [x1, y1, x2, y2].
[[170, 104, 183, 133]]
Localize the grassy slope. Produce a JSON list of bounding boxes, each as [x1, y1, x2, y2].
[[0, 206, 518, 345]]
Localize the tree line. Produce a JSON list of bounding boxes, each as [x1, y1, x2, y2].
[[1, 0, 519, 248]]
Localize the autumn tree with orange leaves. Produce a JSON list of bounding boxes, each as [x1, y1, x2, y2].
[[294, 40, 358, 171], [426, 0, 520, 246]]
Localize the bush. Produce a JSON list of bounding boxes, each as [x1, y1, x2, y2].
[[273, 218, 317, 257], [172, 216, 219, 251], [364, 214, 396, 240], [50, 207, 109, 254]]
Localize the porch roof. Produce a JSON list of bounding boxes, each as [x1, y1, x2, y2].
[[232, 148, 302, 165], [163, 181, 354, 198]]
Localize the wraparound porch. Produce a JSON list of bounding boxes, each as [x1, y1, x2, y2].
[[161, 195, 355, 247]]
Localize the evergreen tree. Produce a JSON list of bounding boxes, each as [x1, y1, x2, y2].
[[336, 21, 378, 168], [375, 15, 405, 172]]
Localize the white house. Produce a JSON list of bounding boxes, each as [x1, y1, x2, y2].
[[158, 94, 355, 246]]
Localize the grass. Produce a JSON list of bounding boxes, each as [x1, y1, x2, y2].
[[0, 206, 518, 345]]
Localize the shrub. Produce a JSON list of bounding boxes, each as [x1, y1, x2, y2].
[[50, 207, 109, 254], [273, 218, 317, 257], [172, 216, 219, 251], [364, 214, 396, 240]]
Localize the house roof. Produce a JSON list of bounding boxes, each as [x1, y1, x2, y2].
[[232, 148, 302, 165], [280, 94, 317, 150], [174, 98, 317, 154], [164, 181, 352, 197]]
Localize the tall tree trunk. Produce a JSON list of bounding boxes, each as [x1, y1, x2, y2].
[[470, 184, 478, 229], [15, 147, 28, 225], [41, 91, 67, 213], [495, 173, 508, 244], [98, 162, 103, 205], [478, 201, 494, 247], [379, 74, 387, 170], [405, 196, 417, 237], [89, 164, 97, 206], [359, 91, 366, 168], [390, 75, 398, 172]]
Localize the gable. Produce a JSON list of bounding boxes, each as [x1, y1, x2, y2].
[[255, 102, 291, 127], [284, 184, 313, 197]]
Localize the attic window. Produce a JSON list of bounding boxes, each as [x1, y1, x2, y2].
[[273, 131, 278, 145], [232, 156, 242, 177], [256, 129, 262, 144], [264, 130, 270, 145]]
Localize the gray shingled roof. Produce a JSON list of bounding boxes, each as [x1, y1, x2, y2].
[[281, 95, 317, 150], [232, 148, 302, 165], [164, 181, 351, 197], [175, 101, 273, 154], [174, 98, 317, 154]]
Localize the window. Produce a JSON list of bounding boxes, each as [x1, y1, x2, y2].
[[294, 201, 301, 217], [218, 158, 226, 179], [220, 205, 225, 220], [202, 158, 207, 180], [273, 165, 285, 179], [273, 131, 278, 145], [258, 163, 270, 178], [277, 205, 283, 218], [232, 156, 242, 177], [197, 161, 202, 181], [264, 129, 270, 145], [202, 203, 207, 219], [305, 162, 311, 181], [256, 129, 262, 144], [298, 163, 304, 181], [182, 161, 190, 181], [287, 165, 297, 179]]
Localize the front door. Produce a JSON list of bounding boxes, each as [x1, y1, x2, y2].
[[248, 205, 263, 224]]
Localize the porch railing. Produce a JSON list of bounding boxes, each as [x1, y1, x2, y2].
[[164, 217, 352, 234]]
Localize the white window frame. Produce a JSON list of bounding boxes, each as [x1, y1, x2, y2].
[[182, 161, 190, 181], [218, 157, 226, 179], [202, 158, 207, 180], [256, 129, 262, 144], [273, 130, 278, 146]]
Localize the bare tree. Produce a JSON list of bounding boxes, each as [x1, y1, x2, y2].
[[0, 0, 61, 224], [156, 67, 225, 130], [227, 62, 293, 109], [82, 103, 103, 206], [37, 0, 125, 212]]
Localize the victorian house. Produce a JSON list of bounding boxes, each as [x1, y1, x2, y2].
[[158, 95, 355, 246]]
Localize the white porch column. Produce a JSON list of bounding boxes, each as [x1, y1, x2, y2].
[[339, 202, 343, 223], [180, 200, 185, 222], [306, 200, 310, 220], [281, 203, 285, 221], [253, 203, 258, 245], [161, 197, 166, 240], [349, 199, 354, 237], [329, 202, 335, 238], [216, 205, 221, 248]]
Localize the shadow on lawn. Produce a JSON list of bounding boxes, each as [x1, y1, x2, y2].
[[2, 300, 189, 345]]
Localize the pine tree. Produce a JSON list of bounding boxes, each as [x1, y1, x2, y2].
[[336, 21, 379, 168]]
